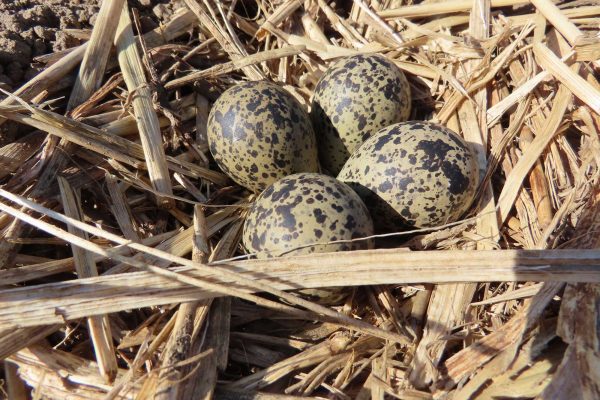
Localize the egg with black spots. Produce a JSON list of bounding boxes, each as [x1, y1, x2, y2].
[[311, 54, 411, 175], [207, 81, 319, 193], [242, 173, 374, 258], [338, 121, 479, 230]]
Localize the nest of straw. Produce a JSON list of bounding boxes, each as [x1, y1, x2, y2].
[[1, 0, 599, 398]]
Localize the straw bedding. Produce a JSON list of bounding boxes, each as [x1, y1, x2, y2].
[[0, 0, 599, 398]]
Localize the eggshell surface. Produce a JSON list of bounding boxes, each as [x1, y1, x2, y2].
[[338, 121, 479, 229], [311, 54, 411, 175], [242, 173, 374, 257], [208, 81, 319, 192]]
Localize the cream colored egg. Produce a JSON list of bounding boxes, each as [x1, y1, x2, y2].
[[338, 121, 479, 230], [242, 173, 374, 257], [208, 81, 319, 193], [311, 54, 411, 175]]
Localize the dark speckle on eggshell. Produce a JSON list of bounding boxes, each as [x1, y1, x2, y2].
[[242, 173, 374, 258], [338, 121, 479, 230], [311, 54, 412, 175], [207, 81, 319, 193]]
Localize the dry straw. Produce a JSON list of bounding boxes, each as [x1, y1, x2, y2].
[[0, 0, 599, 398]]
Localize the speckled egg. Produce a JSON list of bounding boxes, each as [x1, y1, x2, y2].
[[338, 121, 479, 230], [311, 54, 411, 175], [207, 81, 319, 192], [242, 173, 374, 258]]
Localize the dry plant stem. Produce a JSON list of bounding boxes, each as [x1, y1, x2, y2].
[[115, 4, 174, 208], [35, 13, 192, 61], [0, 231, 174, 285], [317, 0, 365, 48], [205, 230, 239, 369], [71, 73, 124, 119], [57, 176, 118, 383], [533, 42, 600, 114], [2, 246, 599, 329], [228, 341, 333, 391], [352, 0, 403, 45], [0, 45, 86, 127], [497, 82, 571, 224], [102, 103, 196, 137], [291, 354, 352, 395], [155, 305, 204, 399], [486, 68, 550, 127], [165, 45, 305, 89], [541, 284, 600, 399], [105, 206, 242, 275], [464, 0, 500, 247], [508, 7, 600, 36], [0, 198, 300, 317], [105, 316, 180, 400], [451, 316, 558, 398], [187, 309, 221, 400], [156, 205, 210, 399], [0, 109, 143, 168], [159, 38, 217, 83], [68, 0, 125, 110], [183, 210, 237, 399], [540, 190, 600, 399], [301, 13, 329, 45], [230, 332, 310, 351], [231, 335, 382, 391], [0, 325, 61, 360], [14, 254, 53, 263], [0, 132, 45, 179], [178, 205, 217, 400], [470, 283, 543, 306], [183, 0, 263, 80], [215, 387, 313, 399], [257, 0, 303, 40], [390, 16, 461, 45], [530, 0, 584, 46], [365, 356, 386, 399], [195, 93, 209, 144], [214, 1, 261, 79], [8, 344, 135, 399], [410, 1, 496, 388], [4, 362, 27, 400], [0, 11, 193, 360], [401, 15, 470, 41], [408, 284, 478, 388], [21, 31, 121, 203], [105, 173, 141, 243], [266, 26, 362, 59], [519, 127, 553, 229], [174, 173, 207, 202], [378, 0, 528, 19], [0, 106, 228, 184], [436, 23, 534, 123], [440, 281, 564, 390], [0, 192, 410, 345]]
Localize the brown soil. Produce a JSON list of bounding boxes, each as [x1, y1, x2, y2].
[[0, 0, 183, 147], [0, 0, 100, 90], [0, 0, 183, 91]]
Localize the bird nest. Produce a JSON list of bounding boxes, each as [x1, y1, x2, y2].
[[1, 0, 600, 399]]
